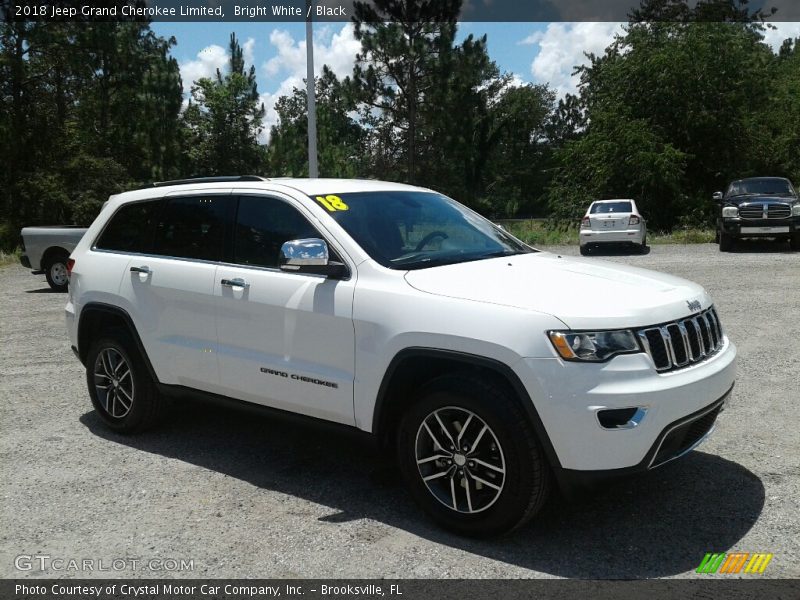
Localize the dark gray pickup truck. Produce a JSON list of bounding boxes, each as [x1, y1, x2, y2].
[[714, 177, 800, 252]]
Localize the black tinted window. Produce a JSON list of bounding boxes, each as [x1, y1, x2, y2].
[[234, 196, 320, 268], [590, 201, 633, 214], [96, 200, 161, 253], [153, 196, 231, 261]]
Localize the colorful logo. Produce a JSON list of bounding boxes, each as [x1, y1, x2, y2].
[[696, 552, 773, 574]]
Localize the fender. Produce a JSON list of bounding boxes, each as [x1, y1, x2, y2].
[[371, 347, 564, 475], [77, 302, 160, 383]]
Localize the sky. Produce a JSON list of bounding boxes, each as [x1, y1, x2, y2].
[[151, 21, 800, 141]]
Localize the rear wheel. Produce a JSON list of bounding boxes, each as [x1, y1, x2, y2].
[[719, 231, 733, 252], [397, 374, 551, 537], [86, 329, 162, 433], [579, 245, 590, 256], [639, 234, 648, 254], [44, 251, 69, 292]]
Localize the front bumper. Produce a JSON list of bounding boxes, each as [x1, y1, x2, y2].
[[721, 216, 799, 237], [580, 227, 644, 245], [517, 335, 736, 472]]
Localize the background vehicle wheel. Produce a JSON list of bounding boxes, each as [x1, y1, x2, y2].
[[397, 374, 551, 537], [719, 232, 733, 252], [579, 245, 590, 256], [44, 251, 69, 292], [639, 235, 648, 254], [85, 329, 162, 433], [790, 233, 800, 251]]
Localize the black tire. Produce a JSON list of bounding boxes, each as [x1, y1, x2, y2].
[[719, 232, 733, 252], [639, 235, 648, 254], [579, 245, 590, 256], [85, 328, 162, 433], [790, 233, 800, 251], [397, 374, 551, 537], [44, 251, 69, 292]]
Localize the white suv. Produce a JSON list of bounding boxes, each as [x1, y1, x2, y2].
[[580, 199, 647, 255], [66, 177, 736, 536]]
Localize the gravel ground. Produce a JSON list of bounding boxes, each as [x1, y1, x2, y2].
[[1, 242, 798, 580]]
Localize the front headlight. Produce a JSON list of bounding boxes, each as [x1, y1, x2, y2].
[[792, 203, 800, 217], [722, 206, 739, 218], [548, 330, 640, 362]]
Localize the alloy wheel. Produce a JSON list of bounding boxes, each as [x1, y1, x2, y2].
[[93, 348, 134, 418], [415, 406, 506, 514]]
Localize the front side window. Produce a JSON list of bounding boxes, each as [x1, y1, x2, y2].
[[153, 196, 231, 261], [309, 191, 532, 270], [95, 200, 161, 253], [590, 201, 633, 214], [234, 195, 321, 268]]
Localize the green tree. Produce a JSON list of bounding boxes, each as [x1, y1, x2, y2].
[[182, 33, 266, 176], [351, 0, 461, 182], [267, 67, 364, 177]]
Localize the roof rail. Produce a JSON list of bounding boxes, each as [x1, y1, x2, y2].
[[152, 175, 269, 187]]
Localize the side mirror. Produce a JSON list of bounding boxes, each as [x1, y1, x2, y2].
[[712, 192, 724, 202], [279, 238, 347, 279]]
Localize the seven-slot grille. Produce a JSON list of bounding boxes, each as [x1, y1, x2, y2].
[[738, 203, 791, 219], [637, 307, 724, 372]]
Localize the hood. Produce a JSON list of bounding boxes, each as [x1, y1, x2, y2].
[[404, 252, 711, 330], [727, 194, 797, 205]]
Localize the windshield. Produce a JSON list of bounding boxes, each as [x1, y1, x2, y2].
[[590, 201, 632, 214], [310, 191, 533, 270], [727, 179, 795, 197]]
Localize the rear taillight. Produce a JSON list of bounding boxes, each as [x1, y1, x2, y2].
[[629, 215, 640, 225], [581, 216, 591, 229], [66, 258, 75, 277]]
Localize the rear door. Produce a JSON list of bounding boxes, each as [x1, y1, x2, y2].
[[214, 193, 356, 425], [119, 191, 234, 391]]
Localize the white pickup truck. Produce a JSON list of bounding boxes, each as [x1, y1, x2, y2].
[[20, 226, 87, 291]]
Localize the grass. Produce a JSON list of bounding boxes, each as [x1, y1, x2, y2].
[[0, 248, 21, 267], [503, 220, 716, 246]]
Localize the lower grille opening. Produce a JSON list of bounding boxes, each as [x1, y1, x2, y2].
[[650, 405, 722, 468], [598, 407, 639, 429]]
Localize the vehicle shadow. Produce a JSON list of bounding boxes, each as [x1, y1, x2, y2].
[[729, 239, 796, 253], [586, 245, 650, 257], [25, 287, 63, 294], [79, 403, 764, 579]]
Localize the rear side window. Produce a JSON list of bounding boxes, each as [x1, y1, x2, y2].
[[95, 200, 161, 253], [234, 196, 320, 268], [153, 196, 232, 261], [590, 201, 633, 214]]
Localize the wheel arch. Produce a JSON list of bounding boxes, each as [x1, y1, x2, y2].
[[77, 302, 159, 383], [41, 245, 70, 268], [371, 348, 563, 473]]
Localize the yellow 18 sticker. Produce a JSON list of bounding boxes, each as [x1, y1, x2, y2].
[[315, 194, 349, 212]]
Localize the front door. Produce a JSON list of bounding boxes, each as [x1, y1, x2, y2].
[[214, 194, 356, 425]]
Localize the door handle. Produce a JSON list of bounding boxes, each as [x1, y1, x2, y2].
[[130, 266, 151, 274], [221, 278, 250, 289]]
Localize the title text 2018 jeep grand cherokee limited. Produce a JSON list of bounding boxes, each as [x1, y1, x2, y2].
[[66, 176, 736, 536]]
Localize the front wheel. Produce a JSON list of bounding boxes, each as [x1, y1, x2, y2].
[[719, 231, 733, 252], [397, 374, 551, 537], [790, 233, 800, 251]]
